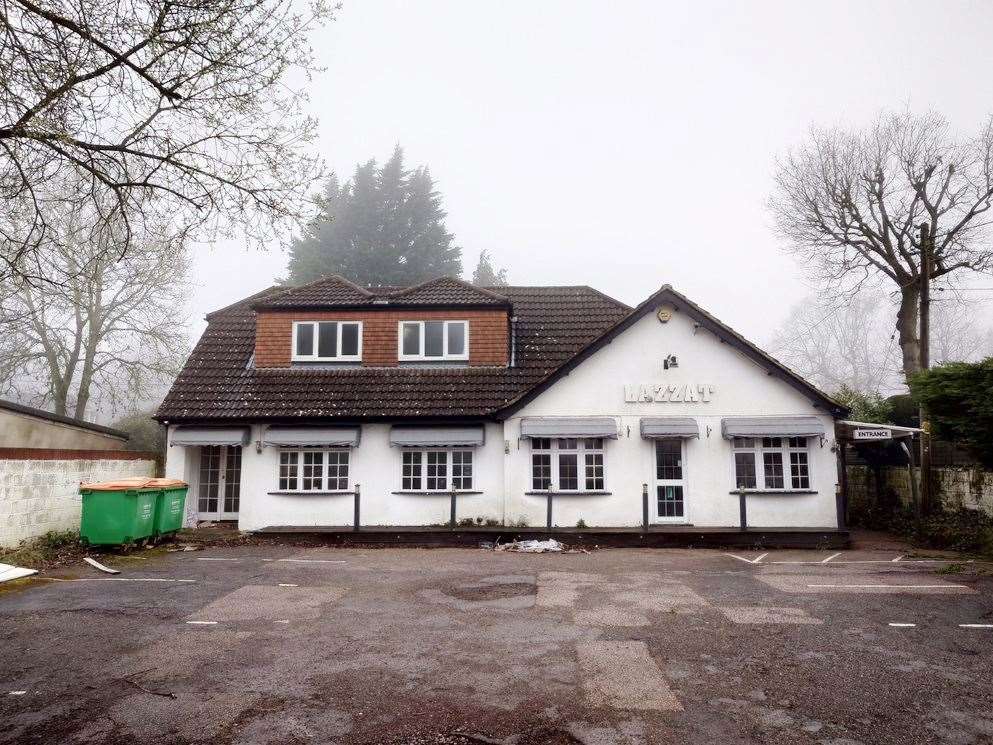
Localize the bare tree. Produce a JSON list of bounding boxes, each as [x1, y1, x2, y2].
[[770, 292, 993, 397], [0, 0, 333, 282], [0, 216, 191, 419], [770, 111, 993, 381]]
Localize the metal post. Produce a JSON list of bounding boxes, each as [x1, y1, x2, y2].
[[738, 492, 747, 532], [642, 483, 649, 530], [918, 222, 933, 515], [837, 441, 848, 529], [546, 492, 553, 532], [450, 487, 457, 529], [353, 483, 361, 531]]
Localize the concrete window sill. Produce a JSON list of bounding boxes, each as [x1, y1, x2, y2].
[[391, 490, 483, 496], [267, 490, 355, 496], [729, 490, 818, 496], [525, 491, 613, 496]]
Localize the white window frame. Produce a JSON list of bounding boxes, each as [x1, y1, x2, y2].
[[397, 320, 469, 361], [291, 321, 363, 362], [530, 438, 606, 492], [731, 436, 812, 491], [277, 448, 350, 492], [399, 448, 474, 492]]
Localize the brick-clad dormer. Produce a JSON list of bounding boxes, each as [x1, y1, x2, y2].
[[252, 276, 511, 368]]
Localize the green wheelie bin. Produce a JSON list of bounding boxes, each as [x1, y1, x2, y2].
[[153, 482, 189, 536], [79, 478, 188, 545]]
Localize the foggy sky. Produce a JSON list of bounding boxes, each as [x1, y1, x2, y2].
[[190, 0, 993, 344]]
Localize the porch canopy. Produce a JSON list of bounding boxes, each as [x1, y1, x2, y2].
[[263, 426, 360, 448], [640, 416, 699, 439], [519, 416, 618, 439], [169, 426, 249, 447], [389, 425, 485, 447], [721, 416, 825, 439]]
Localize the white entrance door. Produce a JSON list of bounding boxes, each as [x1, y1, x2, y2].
[[654, 438, 686, 522], [197, 446, 242, 521]]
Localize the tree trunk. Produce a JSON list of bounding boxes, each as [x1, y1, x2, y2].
[[896, 284, 921, 383]]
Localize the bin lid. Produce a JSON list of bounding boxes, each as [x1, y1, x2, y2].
[[80, 477, 188, 491]]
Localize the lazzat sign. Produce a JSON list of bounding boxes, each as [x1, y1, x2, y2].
[[624, 383, 715, 403]]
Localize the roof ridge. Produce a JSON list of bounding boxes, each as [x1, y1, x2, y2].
[[389, 275, 511, 303], [205, 285, 282, 320]]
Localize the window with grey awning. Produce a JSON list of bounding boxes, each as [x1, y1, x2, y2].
[[721, 416, 826, 438], [519, 417, 618, 439], [640, 417, 699, 439], [389, 425, 485, 447], [262, 426, 360, 448], [169, 427, 249, 447]]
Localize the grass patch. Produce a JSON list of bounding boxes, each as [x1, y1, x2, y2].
[[935, 562, 967, 575], [0, 530, 85, 569]]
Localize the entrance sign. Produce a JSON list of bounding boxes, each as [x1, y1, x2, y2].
[[853, 427, 892, 441], [624, 383, 715, 404]]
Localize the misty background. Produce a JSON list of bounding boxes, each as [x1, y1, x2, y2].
[[192, 0, 993, 350]]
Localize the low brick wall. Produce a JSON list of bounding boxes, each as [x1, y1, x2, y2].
[[0, 454, 157, 548], [848, 464, 993, 521]]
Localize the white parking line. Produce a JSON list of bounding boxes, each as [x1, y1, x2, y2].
[[278, 583, 299, 587], [8, 691, 26, 696], [273, 559, 347, 564], [49, 577, 196, 583], [724, 553, 766, 564], [821, 553, 841, 564], [888, 623, 917, 627], [810, 584, 969, 590], [959, 624, 993, 629], [196, 558, 240, 562], [186, 620, 218, 625]]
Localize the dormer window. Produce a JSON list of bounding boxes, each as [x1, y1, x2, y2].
[[399, 320, 468, 361], [292, 321, 362, 362]]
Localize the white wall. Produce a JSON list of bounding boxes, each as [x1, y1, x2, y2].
[[0, 457, 156, 547], [503, 307, 839, 528], [162, 302, 840, 531]]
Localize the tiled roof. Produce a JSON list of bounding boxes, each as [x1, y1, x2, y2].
[[156, 284, 630, 421], [255, 275, 510, 310]]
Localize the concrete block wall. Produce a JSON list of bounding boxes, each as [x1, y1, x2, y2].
[[0, 457, 156, 547], [847, 464, 993, 521]]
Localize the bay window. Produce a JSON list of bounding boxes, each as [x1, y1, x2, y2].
[[292, 321, 362, 362], [531, 438, 606, 492], [401, 449, 473, 491], [732, 437, 810, 491], [399, 320, 468, 361], [278, 449, 350, 491]]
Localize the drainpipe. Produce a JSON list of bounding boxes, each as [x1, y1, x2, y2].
[[509, 316, 518, 368]]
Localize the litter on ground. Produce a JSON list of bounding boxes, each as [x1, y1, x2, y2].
[[0, 563, 38, 583], [494, 539, 564, 553], [84, 557, 120, 575]]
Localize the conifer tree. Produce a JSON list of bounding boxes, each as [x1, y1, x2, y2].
[[285, 147, 463, 286], [471, 249, 509, 286]]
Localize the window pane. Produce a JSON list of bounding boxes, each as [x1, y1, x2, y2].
[[447, 322, 466, 356], [559, 438, 577, 450], [223, 447, 241, 513], [734, 452, 756, 489], [790, 451, 809, 489], [295, 323, 314, 357], [763, 452, 784, 489], [762, 437, 782, 449], [732, 437, 753, 449], [424, 321, 444, 357], [302, 451, 324, 490], [532, 453, 551, 490], [452, 451, 473, 490], [558, 453, 578, 490], [341, 323, 360, 357], [279, 451, 299, 491], [402, 450, 422, 490], [657, 484, 684, 518], [426, 451, 447, 490], [198, 446, 221, 512], [402, 323, 421, 356], [655, 439, 682, 480], [585, 452, 604, 490], [317, 322, 337, 358], [328, 450, 349, 490], [531, 438, 551, 451]]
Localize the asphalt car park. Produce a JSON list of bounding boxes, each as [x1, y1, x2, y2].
[[2, 546, 992, 745]]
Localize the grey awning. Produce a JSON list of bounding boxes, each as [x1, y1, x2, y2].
[[519, 417, 618, 439], [721, 416, 826, 438], [263, 426, 360, 448], [389, 425, 485, 447], [640, 417, 699, 439], [170, 427, 249, 447]]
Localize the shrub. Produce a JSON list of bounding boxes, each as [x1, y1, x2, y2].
[[910, 359, 993, 467], [576, 518, 588, 529]]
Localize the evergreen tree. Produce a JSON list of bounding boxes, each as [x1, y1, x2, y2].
[[285, 147, 463, 286], [471, 249, 508, 286]]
